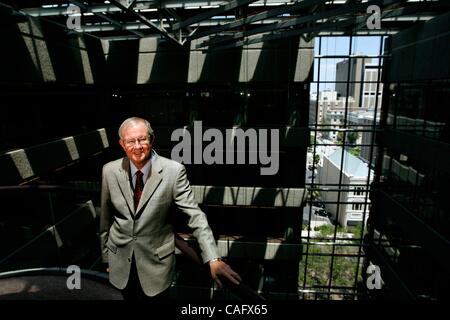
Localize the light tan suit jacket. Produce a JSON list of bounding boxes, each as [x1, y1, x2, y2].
[[100, 152, 219, 296]]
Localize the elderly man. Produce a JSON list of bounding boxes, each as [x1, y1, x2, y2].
[[100, 117, 240, 300]]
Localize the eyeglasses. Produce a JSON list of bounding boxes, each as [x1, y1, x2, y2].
[[123, 136, 150, 147]]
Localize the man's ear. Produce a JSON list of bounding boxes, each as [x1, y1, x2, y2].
[[150, 135, 155, 144], [119, 139, 126, 151]]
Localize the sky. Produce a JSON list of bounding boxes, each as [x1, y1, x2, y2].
[[311, 36, 385, 92]]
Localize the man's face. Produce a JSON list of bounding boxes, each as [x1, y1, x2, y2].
[[119, 122, 153, 169]]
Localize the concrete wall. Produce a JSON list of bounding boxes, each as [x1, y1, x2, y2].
[[318, 154, 350, 226], [0, 7, 313, 86], [318, 155, 370, 226], [0, 129, 109, 185], [102, 36, 313, 85], [0, 13, 106, 84]]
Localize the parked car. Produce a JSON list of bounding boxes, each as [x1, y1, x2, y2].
[[312, 199, 325, 209], [315, 208, 330, 218]]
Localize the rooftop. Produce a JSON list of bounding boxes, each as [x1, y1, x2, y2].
[[328, 147, 370, 178]]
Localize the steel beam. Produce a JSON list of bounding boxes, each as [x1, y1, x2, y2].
[[197, 1, 371, 48], [0, 1, 101, 40], [208, 17, 363, 51], [69, 0, 144, 38], [172, 0, 259, 30], [76, 16, 291, 33], [162, 7, 194, 34], [197, 0, 405, 49], [21, 1, 226, 16], [190, 0, 329, 40], [109, 0, 182, 45]]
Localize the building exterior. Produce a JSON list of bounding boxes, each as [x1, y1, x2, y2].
[[318, 147, 373, 226], [361, 64, 383, 110], [321, 94, 357, 140], [348, 110, 380, 165], [336, 57, 383, 109], [310, 90, 358, 140], [336, 57, 370, 107], [309, 90, 338, 126]]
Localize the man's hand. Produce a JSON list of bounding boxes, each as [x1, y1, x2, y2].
[[209, 259, 242, 288]]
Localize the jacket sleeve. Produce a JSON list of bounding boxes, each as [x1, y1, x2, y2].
[[172, 164, 219, 263], [99, 164, 112, 263]]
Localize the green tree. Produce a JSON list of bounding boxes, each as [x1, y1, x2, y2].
[[337, 131, 359, 145], [306, 189, 321, 201], [349, 146, 361, 157], [347, 131, 359, 145], [314, 154, 320, 165]]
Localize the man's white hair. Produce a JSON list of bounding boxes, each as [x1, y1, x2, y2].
[[118, 117, 154, 140]]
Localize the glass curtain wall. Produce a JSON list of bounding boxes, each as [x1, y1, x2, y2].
[[301, 35, 386, 300]]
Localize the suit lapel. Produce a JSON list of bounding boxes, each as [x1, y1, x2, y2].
[[117, 158, 134, 214], [136, 154, 163, 213]]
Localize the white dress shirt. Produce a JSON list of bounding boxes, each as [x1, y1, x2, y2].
[[129, 150, 156, 189]]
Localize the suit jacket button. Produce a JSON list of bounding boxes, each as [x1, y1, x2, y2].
[[128, 258, 131, 262]]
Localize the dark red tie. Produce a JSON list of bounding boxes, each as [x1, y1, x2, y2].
[[133, 170, 144, 210]]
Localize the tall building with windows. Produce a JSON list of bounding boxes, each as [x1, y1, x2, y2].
[[321, 95, 357, 140], [361, 64, 383, 110], [348, 110, 380, 165], [310, 90, 357, 140], [336, 57, 383, 109]]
